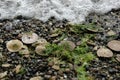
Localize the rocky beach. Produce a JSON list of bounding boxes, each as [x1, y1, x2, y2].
[[0, 8, 120, 80], [1, 0, 120, 79]]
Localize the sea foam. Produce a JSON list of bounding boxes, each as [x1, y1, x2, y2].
[[0, 0, 120, 23]]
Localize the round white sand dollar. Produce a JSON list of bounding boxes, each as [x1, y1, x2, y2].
[[97, 47, 113, 57], [107, 40, 120, 51]]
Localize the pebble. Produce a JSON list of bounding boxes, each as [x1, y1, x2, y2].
[[49, 76, 57, 80], [30, 76, 42, 80], [116, 54, 120, 62], [0, 71, 8, 79], [52, 65, 60, 70], [2, 63, 11, 67], [107, 30, 116, 36], [14, 65, 22, 73]]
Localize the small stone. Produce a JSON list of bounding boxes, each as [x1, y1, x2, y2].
[[0, 23, 3, 26], [44, 75, 51, 79], [52, 65, 60, 70], [0, 39, 3, 43], [4, 22, 13, 31], [30, 76, 42, 80], [48, 61, 54, 66], [107, 30, 116, 36], [14, 65, 22, 73], [97, 47, 113, 57], [50, 33, 59, 37], [107, 40, 120, 51], [93, 46, 99, 51], [49, 76, 57, 80], [76, 41, 81, 46], [2, 63, 11, 67], [116, 54, 120, 62], [0, 71, 8, 78]]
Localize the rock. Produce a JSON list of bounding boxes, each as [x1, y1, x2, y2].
[[107, 30, 116, 36], [30, 76, 42, 80], [52, 65, 60, 70], [93, 46, 99, 51], [4, 22, 13, 31], [14, 65, 22, 73], [116, 54, 120, 62], [107, 40, 120, 51], [2, 63, 11, 67], [50, 33, 59, 37], [49, 76, 57, 80], [0, 71, 8, 79], [44, 75, 51, 79], [76, 41, 81, 46], [97, 47, 113, 57], [0, 39, 3, 43]]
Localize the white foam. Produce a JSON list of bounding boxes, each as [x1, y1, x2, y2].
[[0, 0, 120, 23]]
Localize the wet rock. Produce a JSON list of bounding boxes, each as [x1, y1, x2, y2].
[[4, 22, 13, 31]]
